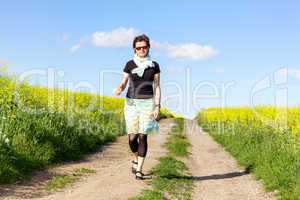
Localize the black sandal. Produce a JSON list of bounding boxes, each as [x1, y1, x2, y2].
[[131, 161, 138, 174], [135, 171, 144, 180]]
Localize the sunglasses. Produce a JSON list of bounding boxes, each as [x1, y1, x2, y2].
[[135, 45, 149, 50]]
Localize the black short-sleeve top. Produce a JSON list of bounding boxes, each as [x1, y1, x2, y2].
[[123, 59, 161, 99]]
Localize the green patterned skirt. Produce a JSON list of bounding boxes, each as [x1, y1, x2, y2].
[[124, 97, 159, 134]]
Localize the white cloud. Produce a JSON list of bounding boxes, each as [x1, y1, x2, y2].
[[70, 27, 140, 52], [70, 27, 218, 60], [70, 43, 82, 53], [70, 35, 91, 53], [91, 27, 140, 47], [152, 40, 218, 60]]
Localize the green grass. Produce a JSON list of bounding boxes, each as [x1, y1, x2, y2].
[[151, 156, 194, 200], [129, 189, 164, 200], [45, 174, 80, 192], [165, 134, 190, 157], [165, 116, 190, 157], [129, 117, 195, 200], [74, 167, 96, 174], [45, 167, 96, 192], [152, 156, 186, 178]]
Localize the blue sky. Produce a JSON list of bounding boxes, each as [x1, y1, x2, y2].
[[0, 0, 300, 118]]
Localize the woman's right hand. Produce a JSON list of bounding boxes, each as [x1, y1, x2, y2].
[[152, 106, 160, 120], [113, 87, 122, 97], [114, 73, 129, 97]]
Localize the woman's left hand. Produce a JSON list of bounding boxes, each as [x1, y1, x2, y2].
[[153, 107, 160, 120]]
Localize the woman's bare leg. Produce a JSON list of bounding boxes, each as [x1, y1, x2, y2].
[[133, 152, 138, 162], [137, 156, 145, 172]]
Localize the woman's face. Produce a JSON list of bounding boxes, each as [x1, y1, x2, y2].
[[134, 41, 149, 58]]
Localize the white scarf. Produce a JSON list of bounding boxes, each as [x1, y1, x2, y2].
[[132, 53, 155, 77]]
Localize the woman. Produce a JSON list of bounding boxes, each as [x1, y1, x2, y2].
[[114, 34, 161, 180]]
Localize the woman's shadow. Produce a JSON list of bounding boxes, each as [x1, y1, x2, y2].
[[142, 168, 250, 181], [187, 170, 250, 181]]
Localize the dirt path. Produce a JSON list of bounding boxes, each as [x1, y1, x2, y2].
[[184, 119, 275, 200], [0, 118, 277, 200], [0, 118, 176, 200]]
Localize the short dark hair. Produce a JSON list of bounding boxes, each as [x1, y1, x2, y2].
[[133, 34, 150, 48]]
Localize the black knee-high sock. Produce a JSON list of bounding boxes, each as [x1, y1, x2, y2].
[[128, 133, 139, 153], [137, 133, 148, 157]]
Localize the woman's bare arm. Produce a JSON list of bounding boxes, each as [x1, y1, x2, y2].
[[153, 73, 161, 106], [114, 72, 129, 96]]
